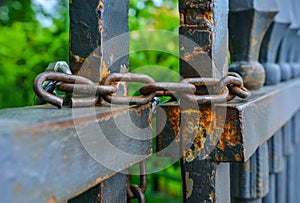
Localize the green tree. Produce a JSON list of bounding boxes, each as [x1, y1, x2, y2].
[[0, 0, 68, 108], [129, 0, 179, 80]]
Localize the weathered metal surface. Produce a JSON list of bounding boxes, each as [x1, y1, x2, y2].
[[68, 184, 101, 203], [224, 78, 300, 161], [69, 172, 127, 203], [157, 78, 300, 162], [278, 0, 300, 79], [70, 0, 129, 81], [268, 0, 292, 82], [267, 131, 283, 173], [98, 173, 127, 203], [101, 0, 129, 74], [275, 0, 292, 81], [259, 23, 281, 85], [275, 168, 286, 203], [156, 103, 181, 158], [231, 143, 269, 201], [69, 0, 100, 78], [262, 174, 275, 203], [0, 104, 152, 203], [181, 160, 230, 203], [229, 0, 278, 90], [179, 1, 231, 202], [295, 138, 300, 202], [179, 0, 228, 79]]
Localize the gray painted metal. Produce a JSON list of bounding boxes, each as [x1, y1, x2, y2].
[[231, 143, 269, 200], [262, 174, 275, 203], [0, 105, 152, 203], [156, 78, 300, 162], [227, 78, 300, 161], [229, 0, 278, 90], [179, 0, 232, 202]]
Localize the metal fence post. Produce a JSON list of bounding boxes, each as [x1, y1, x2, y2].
[[179, 0, 230, 202], [68, 0, 129, 202]]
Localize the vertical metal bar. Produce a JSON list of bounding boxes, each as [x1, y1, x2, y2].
[[278, 0, 300, 79], [274, 0, 292, 81], [230, 143, 269, 203], [179, 0, 230, 202], [98, 173, 128, 203], [69, 0, 100, 81], [295, 111, 300, 202], [262, 131, 283, 203], [228, 0, 278, 90], [275, 165, 286, 203], [101, 0, 129, 74], [262, 174, 275, 203], [179, 0, 228, 79], [68, 0, 129, 202], [259, 22, 281, 85]]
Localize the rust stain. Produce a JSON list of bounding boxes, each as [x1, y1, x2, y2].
[[101, 61, 110, 80], [235, 154, 242, 161], [185, 149, 195, 162], [209, 191, 215, 202], [134, 108, 142, 117], [211, 169, 216, 184], [69, 52, 86, 63], [27, 104, 151, 133], [96, 0, 104, 34], [167, 106, 180, 138], [182, 106, 214, 158], [148, 109, 153, 129], [48, 197, 57, 203], [218, 121, 241, 151], [185, 172, 194, 199]]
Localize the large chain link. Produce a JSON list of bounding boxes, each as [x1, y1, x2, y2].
[[34, 69, 250, 108], [127, 160, 147, 203]]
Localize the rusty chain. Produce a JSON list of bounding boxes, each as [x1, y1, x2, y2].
[[34, 69, 250, 108], [127, 160, 147, 203]]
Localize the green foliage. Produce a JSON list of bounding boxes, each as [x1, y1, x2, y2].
[[128, 1, 182, 202], [129, 0, 179, 78], [0, 0, 68, 108]]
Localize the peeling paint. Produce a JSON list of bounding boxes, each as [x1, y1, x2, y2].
[[185, 172, 194, 199]]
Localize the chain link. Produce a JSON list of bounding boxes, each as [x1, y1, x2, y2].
[[127, 160, 147, 203], [33, 66, 250, 108]]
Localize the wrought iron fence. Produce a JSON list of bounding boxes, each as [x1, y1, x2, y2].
[[1, 0, 300, 203]]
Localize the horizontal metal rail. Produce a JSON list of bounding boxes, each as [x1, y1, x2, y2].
[[0, 104, 152, 203], [226, 77, 300, 161], [157, 77, 300, 162]]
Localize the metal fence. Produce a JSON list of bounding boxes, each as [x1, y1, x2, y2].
[[1, 0, 300, 202]]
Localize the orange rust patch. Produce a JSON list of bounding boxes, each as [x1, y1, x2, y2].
[[48, 197, 57, 203], [101, 61, 110, 80], [218, 121, 241, 151], [70, 52, 86, 63], [184, 149, 195, 162], [166, 106, 180, 137], [182, 106, 229, 159], [148, 110, 153, 129], [135, 108, 142, 117]]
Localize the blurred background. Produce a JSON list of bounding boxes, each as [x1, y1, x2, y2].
[[0, 0, 182, 202]]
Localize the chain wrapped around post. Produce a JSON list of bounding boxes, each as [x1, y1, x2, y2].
[[33, 65, 250, 108], [127, 160, 147, 203]]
